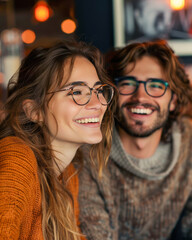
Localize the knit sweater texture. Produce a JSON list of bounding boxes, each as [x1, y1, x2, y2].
[[78, 118, 192, 240], [0, 136, 85, 240]]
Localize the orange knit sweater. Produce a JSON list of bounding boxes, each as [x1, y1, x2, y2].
[[0, 136, 86, 240]]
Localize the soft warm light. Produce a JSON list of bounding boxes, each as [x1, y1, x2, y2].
[[61, 19, 76, 34], [170, 0, 185, 10], [21, 30, 36, 44], [34, 1, 50, 22]]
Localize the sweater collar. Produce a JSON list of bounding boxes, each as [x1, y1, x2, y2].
[[110, 122, 181, 180]]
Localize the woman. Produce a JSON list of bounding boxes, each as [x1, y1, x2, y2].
[[0, 40, 116, 240]]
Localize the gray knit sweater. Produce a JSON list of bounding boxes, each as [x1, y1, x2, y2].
[[78, 118, 192, 240]]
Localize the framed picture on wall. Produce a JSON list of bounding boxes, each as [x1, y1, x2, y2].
[[113, 0, 192, 56]]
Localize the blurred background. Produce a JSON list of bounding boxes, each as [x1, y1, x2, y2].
[[0, 0, 192, 102]]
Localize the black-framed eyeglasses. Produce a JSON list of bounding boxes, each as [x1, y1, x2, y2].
[[114, 76, 169, 98], [48, 82, 114, 106]]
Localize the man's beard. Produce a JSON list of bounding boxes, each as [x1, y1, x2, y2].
[[116, 102, 170, 138]]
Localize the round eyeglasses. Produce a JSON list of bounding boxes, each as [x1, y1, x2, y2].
[[114, 76, 169, 98], [49, 83, 114, 106]]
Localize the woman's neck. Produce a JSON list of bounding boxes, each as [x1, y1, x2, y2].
[[51, 141, 81, 176]]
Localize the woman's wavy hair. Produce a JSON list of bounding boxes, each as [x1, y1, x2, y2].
[[105, 40, 192, 141], [0, 39, 116, 239]]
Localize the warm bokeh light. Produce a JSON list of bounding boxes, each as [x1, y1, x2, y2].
[[21, 30, 36, 44], [61, 19, 76, 34], [34, 1, 50, 22], [170, 0, 185, 10]]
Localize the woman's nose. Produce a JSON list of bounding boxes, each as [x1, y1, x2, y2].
[[85, 91, 102, 109]]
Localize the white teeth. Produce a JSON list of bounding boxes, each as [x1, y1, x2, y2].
[[130, 108, 152, 115], [76, 118, 100, 124]]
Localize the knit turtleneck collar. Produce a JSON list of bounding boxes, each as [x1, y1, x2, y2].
[[110, 122, 181, 181]]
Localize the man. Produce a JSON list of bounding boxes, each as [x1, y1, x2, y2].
[[78, 40, 192, 240]]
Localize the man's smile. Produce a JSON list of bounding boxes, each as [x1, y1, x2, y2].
[[122, 102, 159, 117], [130, 108, 153, 115]]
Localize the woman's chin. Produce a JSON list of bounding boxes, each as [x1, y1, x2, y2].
[[84, 135, 103, 145]]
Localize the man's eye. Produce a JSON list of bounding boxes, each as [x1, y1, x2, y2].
[[149, 83, 164, 89], [119, 81, 136, 87]]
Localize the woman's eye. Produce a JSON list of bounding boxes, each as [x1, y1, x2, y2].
[[72, 90, 82, 95], [65, 88, 74, 96], [97, 89, 104, 94]]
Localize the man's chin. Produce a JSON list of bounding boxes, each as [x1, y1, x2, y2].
[[124, 129, 158, 138], [118, 121, 163, 138]]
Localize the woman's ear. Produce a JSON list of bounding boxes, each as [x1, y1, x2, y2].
[[22, 99, 43, 122], [169, 93, 177, 112]]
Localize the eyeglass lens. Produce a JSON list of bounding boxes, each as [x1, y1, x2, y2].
[[71, 85, 113, 105], [117, 77, 167, 97]]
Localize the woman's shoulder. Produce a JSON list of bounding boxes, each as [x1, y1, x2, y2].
[[0, 136, 41, 239], [0, 135, 30, 147], [0, 136, 38, 172]]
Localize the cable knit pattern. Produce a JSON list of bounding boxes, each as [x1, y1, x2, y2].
[[78, 118, 192, 240], [0, 136, 86, 240], [111, 122, 181, 180]]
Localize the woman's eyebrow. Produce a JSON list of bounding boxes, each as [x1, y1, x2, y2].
[[94, 81, 102, 87], [70, 81, 86, 86], [61, 81, 86, 89], [62, 81, 102, 89]]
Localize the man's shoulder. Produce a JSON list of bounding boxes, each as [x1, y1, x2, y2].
[[178, 117, 192, 134], [180, 116, 192, 124], [176, 117, 192, 160]]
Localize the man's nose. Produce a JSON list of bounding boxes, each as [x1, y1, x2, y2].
[[132, 83, 148, 99]]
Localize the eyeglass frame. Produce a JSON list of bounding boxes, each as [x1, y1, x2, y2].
[[48, 82, 114, 106], [114, 76, 169, 98]]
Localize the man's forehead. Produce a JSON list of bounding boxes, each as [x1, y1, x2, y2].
[[124, 56, 161, 71], [123, 56, 166, 80]]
